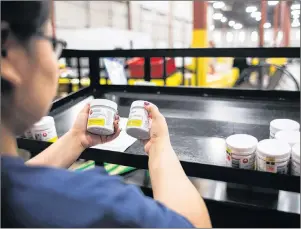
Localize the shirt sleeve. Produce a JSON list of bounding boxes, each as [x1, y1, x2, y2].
[[3, 163, 194, 228]]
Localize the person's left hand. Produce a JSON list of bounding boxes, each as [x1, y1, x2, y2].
[[70, 103, 121, 149]]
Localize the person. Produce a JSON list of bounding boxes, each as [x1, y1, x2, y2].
[[1, 1, 211, 227], [208, 40, 216, 75]]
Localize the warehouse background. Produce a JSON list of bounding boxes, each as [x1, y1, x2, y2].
[[54, 1, 300, 50]]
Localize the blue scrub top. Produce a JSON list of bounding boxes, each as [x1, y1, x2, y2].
[[1, 156, 194, 228]]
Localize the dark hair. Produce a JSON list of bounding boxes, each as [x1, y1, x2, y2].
[[1, 1, 50, 95], [1, 1, 50, 44]]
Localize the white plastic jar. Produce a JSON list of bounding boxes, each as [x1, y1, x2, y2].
[[275, 130, 300, 147], [126, 100, 150, 140], [225, 134, 258, 170], [31, 116, 58, 142], [256, 139, 291, 174], [269, 119, 300, 139], [87, 99, 117, 136], [291, 143, 300, 176], [24, 129, 34, 139]]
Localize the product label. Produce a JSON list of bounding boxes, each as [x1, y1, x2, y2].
[[33, 127, 58, 143], [127, 107, 149, 130], [226, 148, 255, 170], [257, 157, 288, 174], [24, 130, 34, 139], [127, 119, 143, 127], [88, 118, 105, 127], [88, 106, 114, 129]]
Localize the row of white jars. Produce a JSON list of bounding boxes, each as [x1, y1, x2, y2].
[[226, 133, 300, 176]]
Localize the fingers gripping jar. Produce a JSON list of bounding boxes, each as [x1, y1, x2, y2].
[[269, 119, 300, 139], [31, 116, 58, 142], [126, 100, 150, 140], [87, 99, 117, 136], [291, 143, 300, 176], [225, 134, 258, 170], [256, 139, 291, 174]]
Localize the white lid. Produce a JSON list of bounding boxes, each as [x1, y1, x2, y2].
[[275, 130, 300, 147], [226, 134, 258, 154], [33, 116, 55, 128], [90, 99, 117, 111], [270, 119, 300, 134], [257, 139, 291, 160], [292, 143, 300, 163], [131, 100, 148, 109]]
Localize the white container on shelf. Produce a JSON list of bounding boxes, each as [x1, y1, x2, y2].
[[291, 143, 300, 176], [256, 139, 291, 174], [24, 129, 34, 139], [225, 134, 258, 170], [126, 100, 151, 140], [269, 119, 300, 139], [275, 130, 300, 147], [31, 116, 58, 142], [87, 99, 117, 136]]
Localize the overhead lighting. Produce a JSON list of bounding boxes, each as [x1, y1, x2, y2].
[[213, 1, 225, 9], [251, 11, 261, 18], [233, 23, 243, 30], [221, 17, 227, 23], [292, 19, 300, 27], [264, 32, 271, 42], [291, 10, 300, 16], [226, 32, 233, 42], [210, 25, 215, 31], [291, 4, 300, 10], [255, 16, 261, 21], [228, 20, 235, 27], [264, 22, 271, 29], [268, 1, 279, 6], [246, 6, 257, 13], [277, 31, 283, 42], [296, 31, 300, 40], [251, 31, 258, 42], [213, 13, 223, 20], [238, 31, 245, 42]]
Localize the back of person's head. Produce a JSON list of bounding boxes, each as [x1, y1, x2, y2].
[[1, 1, 62, 135]]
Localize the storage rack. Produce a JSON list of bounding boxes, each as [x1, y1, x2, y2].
[[18, 47, 300, 193]]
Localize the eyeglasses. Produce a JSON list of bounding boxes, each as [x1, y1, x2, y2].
[[36, 32, 67, 58]]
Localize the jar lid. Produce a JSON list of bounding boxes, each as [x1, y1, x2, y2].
[[275, 130, 300, 147], [226, 134, 258, 154], [131, 100, 149, 109], [257, 139, 291, 160], [292, 143, 300, 163], [270, 119, 300, 134], [33, 116, 55, 128], [90, 99, 117, 111]]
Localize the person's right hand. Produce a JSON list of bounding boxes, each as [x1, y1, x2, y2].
[[143, 102, 173, 155]]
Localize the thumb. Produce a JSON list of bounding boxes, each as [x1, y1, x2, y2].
[[79, 103, 90, 115], [144, 102, 160, 119]]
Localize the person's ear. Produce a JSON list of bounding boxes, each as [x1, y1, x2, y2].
[[1, 23, 22, 88], [1, 58, 22, 88]]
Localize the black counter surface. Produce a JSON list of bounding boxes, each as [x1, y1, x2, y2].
[[53, 91, 299, 168]]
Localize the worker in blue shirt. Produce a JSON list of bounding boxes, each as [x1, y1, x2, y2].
[[1, 1, 211, 227]]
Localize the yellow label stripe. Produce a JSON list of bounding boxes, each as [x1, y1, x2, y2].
[[88, 118, 105, 127], [127, 119, 142, 127], [48, 136, 58, 143]]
